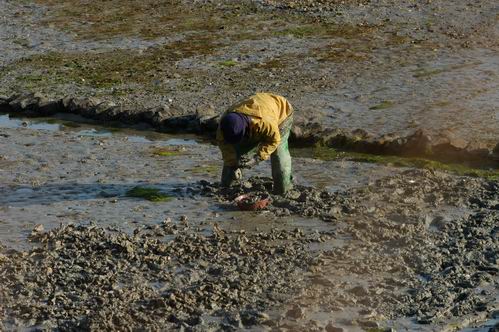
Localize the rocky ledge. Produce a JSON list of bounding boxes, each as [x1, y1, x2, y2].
[[1, 92, 498, 166]]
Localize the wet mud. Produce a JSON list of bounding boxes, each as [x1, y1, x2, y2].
[[1, 119, 498, 331], [197, 171, 499, 330], [1, 0, 498, 330]]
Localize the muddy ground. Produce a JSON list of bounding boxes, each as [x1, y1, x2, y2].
[[0, 0, 498, 156], [0, 0, 498, 331], [0, 118, 498, 331]]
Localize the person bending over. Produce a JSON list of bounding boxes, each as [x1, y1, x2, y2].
[[216, 92, 294, 195]]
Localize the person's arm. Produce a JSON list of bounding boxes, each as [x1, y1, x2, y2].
[[253, 119, 281, 161]]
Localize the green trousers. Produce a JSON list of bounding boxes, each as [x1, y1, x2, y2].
[[221, 115, 293, 195]]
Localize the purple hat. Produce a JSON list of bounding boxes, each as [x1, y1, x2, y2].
[[221, 112, 250, 144]]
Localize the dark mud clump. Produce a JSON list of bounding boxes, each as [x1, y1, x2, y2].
[[0, 223, 325, 330], [197, 176, 353, 222]]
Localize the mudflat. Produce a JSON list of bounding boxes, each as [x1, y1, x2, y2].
[[0, 1, 498, 331]]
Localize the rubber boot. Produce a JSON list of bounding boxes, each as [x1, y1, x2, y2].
[[271, 116, 293, 195], [221, 166, 242, 187]]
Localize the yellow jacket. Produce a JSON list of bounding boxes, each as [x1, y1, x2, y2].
[[217, 93, 293, 167]]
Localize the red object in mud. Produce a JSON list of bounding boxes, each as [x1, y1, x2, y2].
[[234, 194, 271, 211]]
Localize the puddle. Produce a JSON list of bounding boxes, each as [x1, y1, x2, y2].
[[0, 113, 60, 131], [462, 317, 499, 332], [0, 112, 201, 146]]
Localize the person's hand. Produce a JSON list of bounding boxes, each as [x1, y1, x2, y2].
[[239, 156, 261, 169]]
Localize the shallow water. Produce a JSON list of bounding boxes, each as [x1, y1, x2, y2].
[[0, 115, 397, 249], [0, 113, 200, 145]]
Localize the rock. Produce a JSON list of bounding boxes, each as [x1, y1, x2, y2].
[[286, 304, 305, 319], [351, 128, 370, 140], [37, 99, 63, 115], [492, 143, 499, 160], [0, 95, 10, 110], [290, 125, 303, 140], [101, 105, 129, 122], [8, 92, 45, 113], [465, 141, 490, 160], [241, 310, 270, 326], [378, 133, 400, 145], [195, 105, 216, 118], [319, 128, 348, 147], [348, 285, 369, 297], [325, 322, 344, 332], [432, 135, 468, 154], [142, 105, 173, 126], [285, 190, 301, 200], [242, 181, 253, 189], [402, 129, 432, 156], [300, 122, 324, 143], [29, 224, 45, 240], [224, 313, 244, 329], [357, 319, 379, 329], [31, 224, 44, 234], [198, 114, 219, 132], [65, 97, 101, 114], [448, 137, 468, 150]]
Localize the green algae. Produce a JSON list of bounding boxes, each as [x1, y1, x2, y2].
[[255, 58, 288, 70], [61, 122, 82, 128], [218, 60, 238, 67], [153, 151, 181, 157], [12, 38, 30, 48], [5, 1, 383, 95], [369, 100, 394, 110], [413, 67, 449, 78], [276, 25, 318, 38], [314, 146, 499, 180], [413, 63, 477, 79], [126, 186, 173, 202], [36, 0, 220, 40], [276, 21, 376, 40], [34, 0, 271, 42], [188, 164, 219, 175], [9, 39, 213, 90], [151, 147, 185, 157]]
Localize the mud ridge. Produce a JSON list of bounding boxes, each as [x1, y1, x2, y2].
[[1, 92, 498, 166], [195, 169, 498, 222]]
